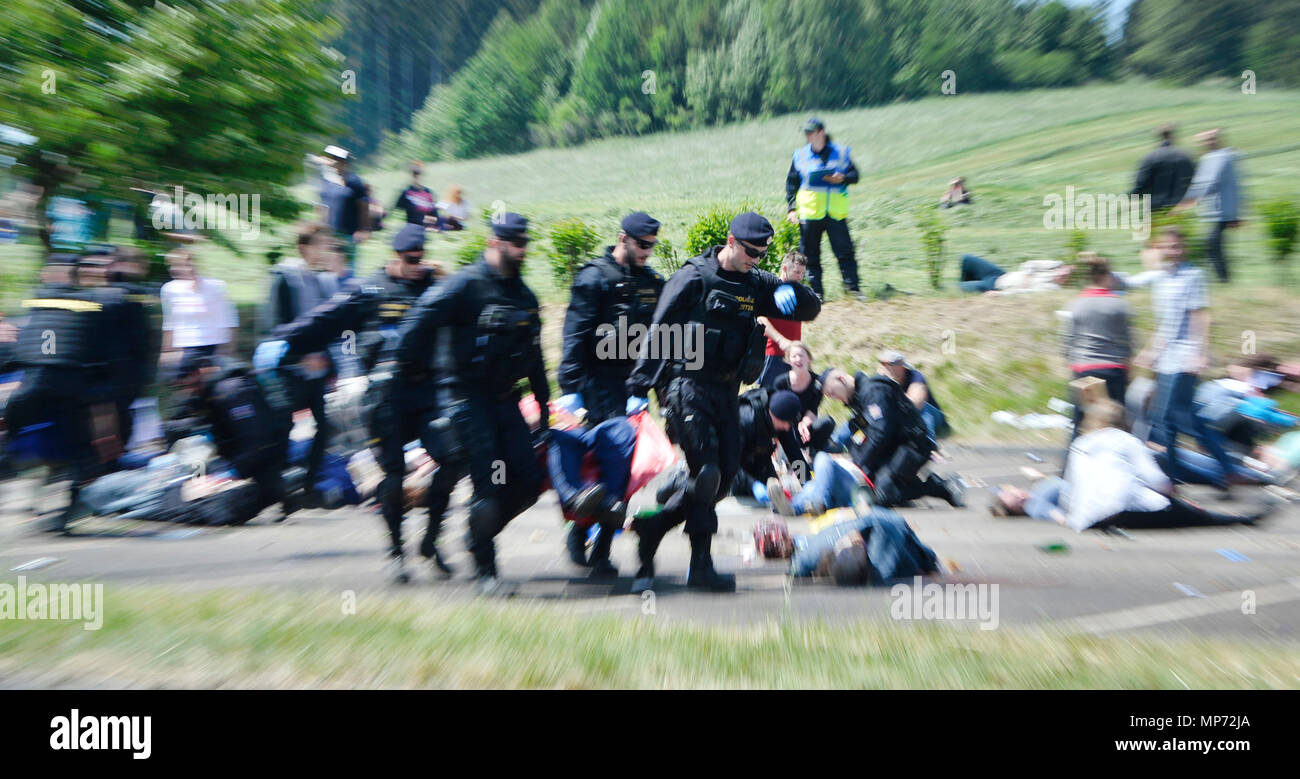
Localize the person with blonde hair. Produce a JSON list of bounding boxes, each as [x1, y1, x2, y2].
[[436, 184, 469, 231]]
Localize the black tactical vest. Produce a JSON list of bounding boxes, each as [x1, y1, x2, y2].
[[434, 270, 540, 397], [584, 255, 663, 373], [679, 253, 766, 384], [14, 285, 112, 370]]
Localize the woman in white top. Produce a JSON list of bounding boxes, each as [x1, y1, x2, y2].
[[435, 184, 470, 230], [159, 249, 238, 377], [1062, 399, 1268, 531]]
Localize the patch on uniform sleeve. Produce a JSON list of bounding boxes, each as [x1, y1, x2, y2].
[[867, 403, 882, 420]]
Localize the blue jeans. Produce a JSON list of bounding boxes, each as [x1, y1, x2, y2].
[[1150, 372, 1234, 488], [1025, 477, 1066, 521], [1155, 447, 1268, 486], [958, 254, 1005, 293], [791, 451, 858, 514], [546, 418, 636, 509], [920, 402, 948, 439]]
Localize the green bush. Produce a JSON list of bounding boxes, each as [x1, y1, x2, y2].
[[915, 206, 947, 289], [1260, 199, 1300, 275], [685, 205, 735, 257], [687, 203, 800, 275], [1065, 228, 1089, 261], [456, 233, 487, 267], [653, 237, 683, 276], [547, 218, 601, 284]]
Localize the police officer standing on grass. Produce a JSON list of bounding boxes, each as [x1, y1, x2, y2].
[[396, 213, 549, 597], [785, 117, 861, 299], [626, 212, 821, 594]]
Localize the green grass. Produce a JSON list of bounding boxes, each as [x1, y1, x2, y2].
[[1, 585, 1296, 688], [4, 82, 1299, 440]]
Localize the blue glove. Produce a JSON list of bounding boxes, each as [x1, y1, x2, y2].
[[253, 340, 289, 372], [556, 393, 584, 414], [774, 284, 797, 315], [752, 480, 771, 506], [626, 396, 648, 416]]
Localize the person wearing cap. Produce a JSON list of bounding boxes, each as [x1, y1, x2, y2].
[[819, 358, 965, 509], [729, 387, 809, 503], [785, 118, 861, 298], [556, 211, 666, 573], [318, 145, 371, 272], [345, 222, 442, 582], [395, 212, 549, 596], [626, 211, 821, 593], [558, 211, 666, 425], [878, 349, 949, 441]]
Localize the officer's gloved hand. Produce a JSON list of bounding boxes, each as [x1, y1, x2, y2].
[[253, 340, 290, 372], [625, 396, 648, 416], [774, 284, 797, 316], [751, 480, 771, 506], [556, 393, 584, 414]]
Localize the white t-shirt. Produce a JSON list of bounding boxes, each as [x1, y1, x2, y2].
[[1063, 427, 1171, 531], [161, 277, 237, 349]]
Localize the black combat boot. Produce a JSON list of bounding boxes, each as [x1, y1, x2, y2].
[[588, 501, 624, 579], [686, 533, 735, 592]]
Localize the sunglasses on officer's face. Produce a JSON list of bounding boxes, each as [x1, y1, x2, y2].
[[400, 251, 424, 263], [631, 236, 657, 251], [737, 239, 769, 260], [504, 236, 530, 248]]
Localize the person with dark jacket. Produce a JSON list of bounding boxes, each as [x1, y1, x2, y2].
[[557, 211, 665, 425], [269, 223, 333, 497], [1131, 124, 1195, 211], [166, 355, 295, 521], [5, 257, 127, 531], [821, 358, 965, 508], [731, 388, 808, 500], [626, 212, 821, 594], [394, 162, 440, 227], [395, 213, 549, 597]]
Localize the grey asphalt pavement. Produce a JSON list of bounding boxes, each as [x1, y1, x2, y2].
[[2, 444, 1298, 643]]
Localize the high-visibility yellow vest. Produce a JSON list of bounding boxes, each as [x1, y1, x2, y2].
[[793, 141, 851, 221]]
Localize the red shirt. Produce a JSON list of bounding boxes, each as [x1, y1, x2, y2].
[[765, 318, 802, 356]]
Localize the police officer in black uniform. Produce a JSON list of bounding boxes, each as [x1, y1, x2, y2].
[[281, 223, 441, 582], [556, 211, 665, 571], [626, 212, 821, 593], [396, 213, 548, 597], [107, 247, 163, 445], [6, 256, 127, 531], [821, 358, 965, 508], [731, 387, 808, 499], [167, 354, 295, 521], [557, 211, 665, 424]]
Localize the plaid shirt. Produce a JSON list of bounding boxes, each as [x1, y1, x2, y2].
[[1151, 263, 1208, 374]]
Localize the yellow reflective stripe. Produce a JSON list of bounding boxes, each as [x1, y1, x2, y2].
[[21, 298, 103, 312], [796, 189, 827, 220]]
